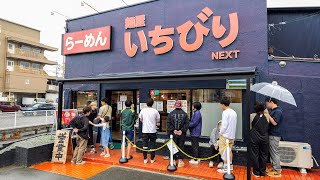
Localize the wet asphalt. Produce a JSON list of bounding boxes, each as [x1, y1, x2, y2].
[[0, 166, 196, 180]]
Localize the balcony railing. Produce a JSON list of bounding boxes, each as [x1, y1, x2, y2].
[[7, 66, 46, 75], [8, 48, 47, 60]]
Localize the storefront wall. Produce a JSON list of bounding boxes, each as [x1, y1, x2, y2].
[[63, 0, 267, 145], [265, 60, 320, 163]]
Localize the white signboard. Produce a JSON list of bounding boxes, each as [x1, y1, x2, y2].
[[120, 95, 127, 102], [167, 140, 179, 155], [156, 101, 163, 111], [181, 100, 188, 113], [167, 100, 188, 113], [117, 101, 123, 110], [167, 100, 175, 113], [0, 97, 8, 101], [140, 103, 148, 110]]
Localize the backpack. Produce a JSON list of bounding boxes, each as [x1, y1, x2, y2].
[[69, 115, 83, 129]]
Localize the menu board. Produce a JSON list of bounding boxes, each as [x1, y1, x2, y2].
[[156, 101, 164, 111]]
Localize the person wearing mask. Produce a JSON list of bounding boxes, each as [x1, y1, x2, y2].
[[264, 97, 283, 178], [87, 102, 98, 153], [189, 102, 202, 165], [71, 106, 91, 165], [95, 98, 113, 150], [139, 98, 160, 164], [121, 100, 135, 160], [250, 102, 270, 178], [167, 100, 189, 168], [208, 121, 223, 168], [218, 98, 237, 173]]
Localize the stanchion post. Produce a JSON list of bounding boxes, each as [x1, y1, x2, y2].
[[14, 112, 17, 128], [167, 134, 177, 172], [224, 139, 235, 180], [119, 131, 128, 163]]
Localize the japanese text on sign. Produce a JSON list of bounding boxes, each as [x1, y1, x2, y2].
[[124, 7, 240, 60], [63, 26, 111, 55], [52, 130, 73, 164]]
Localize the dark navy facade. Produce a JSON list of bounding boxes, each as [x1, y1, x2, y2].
[[62, 0, 320, 162]]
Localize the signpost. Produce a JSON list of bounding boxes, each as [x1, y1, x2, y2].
[[51, 130, 73, 164]]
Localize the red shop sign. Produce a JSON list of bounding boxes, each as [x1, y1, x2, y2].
[[63, 26, 112, 55]]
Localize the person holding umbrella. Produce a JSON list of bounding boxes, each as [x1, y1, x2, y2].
[[264, 97, 283, 178], [250, 81, 296, 178]]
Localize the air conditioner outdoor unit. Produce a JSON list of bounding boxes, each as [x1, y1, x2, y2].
[[279, 141, 313, 173]]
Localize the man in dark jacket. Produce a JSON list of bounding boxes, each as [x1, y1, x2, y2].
[[71, 106, 91, 165], [167, 100, 189, 168]]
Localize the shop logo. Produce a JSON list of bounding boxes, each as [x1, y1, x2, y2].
[[63, 26, 112, 55], [124, 6, 240, 60]]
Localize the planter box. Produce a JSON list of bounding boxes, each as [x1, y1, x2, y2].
[[14, 143, 54, 167]]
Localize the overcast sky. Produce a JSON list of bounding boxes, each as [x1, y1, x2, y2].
[[0, 0, 147, 66]]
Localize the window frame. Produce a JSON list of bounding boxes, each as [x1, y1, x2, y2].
[[32, 63, 41, 71], [6, 60, 14, 71], [19, 61, 30, 69]]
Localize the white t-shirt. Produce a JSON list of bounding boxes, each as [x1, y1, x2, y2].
[[139, 107, 160, 133], [220, 108, 237, 139]]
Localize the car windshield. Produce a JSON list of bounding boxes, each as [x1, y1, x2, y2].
[[32, 104, 41, 108]]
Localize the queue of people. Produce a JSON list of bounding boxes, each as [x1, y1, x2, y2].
[[69, 96, 283, 178]]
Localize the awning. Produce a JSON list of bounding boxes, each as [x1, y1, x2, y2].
[[7, 37, 58, 51], [59, 66, 256, 84]]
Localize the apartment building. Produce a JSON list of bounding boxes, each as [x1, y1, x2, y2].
[[0, 18, 58, 105]]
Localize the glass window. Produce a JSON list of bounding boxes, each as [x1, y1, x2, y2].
[[33, 48, 41, 53], [151, 89, 191, 133], [21, 45, 31, 51], [192, 89, 243, 139], [7, 60, 14, 71], [32, 63, 40, 71], [20, 61, 30, 69], [7, 43, 15, 53], [75, 91, 97, 111]]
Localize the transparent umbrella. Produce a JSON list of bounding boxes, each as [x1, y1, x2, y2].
[[251, 81, 297, 107]]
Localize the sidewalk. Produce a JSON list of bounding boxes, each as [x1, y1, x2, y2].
[[30, 148, 320, 180]]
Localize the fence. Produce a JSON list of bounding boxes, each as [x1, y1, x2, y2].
[[0, 110, 56, 130]]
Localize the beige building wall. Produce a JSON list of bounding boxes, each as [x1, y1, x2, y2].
[[0, 19, 40, 42], [0, 18, 57, 102]]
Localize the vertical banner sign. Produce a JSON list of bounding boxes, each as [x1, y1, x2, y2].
[[52, 130, 73, 164], [63, 26, 112, 55]]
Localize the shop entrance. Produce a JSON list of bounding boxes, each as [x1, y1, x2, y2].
[[108, 90, 139, 141]]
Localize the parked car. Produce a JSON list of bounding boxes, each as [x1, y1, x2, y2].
[[0, 101, 21, 112], [21, 103, 55, 116]]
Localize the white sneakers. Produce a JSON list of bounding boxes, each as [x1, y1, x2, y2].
[[144, 159, 156, 164], [217, 162, 224, 169], [76, 161, 86, 165], [217, 164, 234, 173], [104, 154, 110, 158], [209, 161, 214, 168], [178, 160, 185, 167], [189, 159, 200, 165]]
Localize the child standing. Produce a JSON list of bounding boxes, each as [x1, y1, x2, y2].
[[91, 116, 111, 158], [208, 121, 222, 168]]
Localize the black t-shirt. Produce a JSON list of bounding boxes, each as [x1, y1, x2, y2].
[[251, 113, 269, 143]]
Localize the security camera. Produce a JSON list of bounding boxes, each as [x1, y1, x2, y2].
[[279, 61, 286, 68]]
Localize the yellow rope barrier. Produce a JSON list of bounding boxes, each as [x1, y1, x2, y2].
[[124, 135, 228, 160], [125, 136, 170, 152], [172, 140, 228, 161]]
